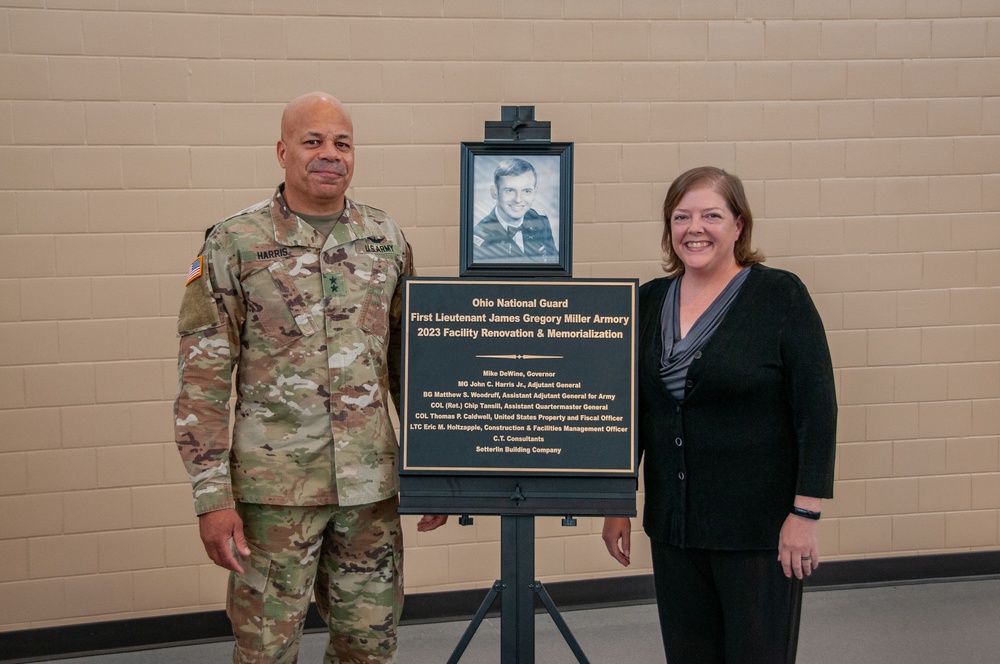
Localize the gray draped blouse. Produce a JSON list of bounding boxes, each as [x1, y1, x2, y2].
[[659, 266, 751, 400]]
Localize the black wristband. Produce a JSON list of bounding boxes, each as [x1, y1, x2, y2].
[[791, 506, 821, 520]]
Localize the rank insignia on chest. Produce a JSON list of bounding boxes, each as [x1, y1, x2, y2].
[[185, 256, 203, 285], [323, 273, 345, 298]]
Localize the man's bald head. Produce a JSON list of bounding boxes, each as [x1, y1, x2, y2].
[[281, 92, 352, 141]]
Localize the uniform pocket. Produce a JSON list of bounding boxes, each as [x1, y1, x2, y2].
[[234, 542, 271, 594], [227, 542, 274, 654], [243, 264, 317, 348], [358, 257, 398, 343]]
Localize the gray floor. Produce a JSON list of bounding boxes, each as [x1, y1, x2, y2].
[[41, 577, 1000, 663]]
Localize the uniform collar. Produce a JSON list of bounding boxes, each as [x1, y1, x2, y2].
[[269, 184, 377, 248]]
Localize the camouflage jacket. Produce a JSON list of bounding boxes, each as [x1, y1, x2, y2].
[[174, 186, 412, 514]]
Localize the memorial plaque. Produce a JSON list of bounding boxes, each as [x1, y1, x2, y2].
[[401, 278, 636, 477]]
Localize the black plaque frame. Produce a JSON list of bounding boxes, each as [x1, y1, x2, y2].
[[398, 278, 638, 518], [459, 142, 574, 278]]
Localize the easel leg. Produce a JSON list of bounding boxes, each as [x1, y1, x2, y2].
[[446, 581, 502, 664], [533, 581, 591, 664]]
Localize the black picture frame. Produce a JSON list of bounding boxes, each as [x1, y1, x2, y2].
[[459, 142, 573, 277]]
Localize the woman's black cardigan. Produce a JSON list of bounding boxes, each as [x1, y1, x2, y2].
[[639, 264, 837, 550]]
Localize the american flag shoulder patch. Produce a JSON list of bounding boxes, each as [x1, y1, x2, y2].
[[185, 256, 204, 285]]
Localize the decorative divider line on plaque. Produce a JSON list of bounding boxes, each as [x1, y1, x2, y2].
[[475, 354, 563, 359]]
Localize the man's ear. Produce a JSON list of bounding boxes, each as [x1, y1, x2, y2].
[[276, 140, 287, 168], [490, 185, 498, 201]]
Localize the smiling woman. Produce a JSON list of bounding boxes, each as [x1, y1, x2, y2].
[[602, 166, 837, 664]]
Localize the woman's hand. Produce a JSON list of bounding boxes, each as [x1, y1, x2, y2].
[[778, 496, 822, 579], [602, 517, 632, 566]]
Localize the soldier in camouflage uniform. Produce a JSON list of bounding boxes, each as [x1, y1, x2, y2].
[[174, 92, 445, 664]]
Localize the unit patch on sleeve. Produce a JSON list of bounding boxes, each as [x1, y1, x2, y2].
[[177, 256, 220, 335]]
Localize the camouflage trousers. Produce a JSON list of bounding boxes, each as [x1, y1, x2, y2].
[[228, 497, 403, 664]]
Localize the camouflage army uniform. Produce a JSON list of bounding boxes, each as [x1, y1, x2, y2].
[[174, 185, 412, 663]]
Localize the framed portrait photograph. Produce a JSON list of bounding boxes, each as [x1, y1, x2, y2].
[[459, 142, 573, 277]]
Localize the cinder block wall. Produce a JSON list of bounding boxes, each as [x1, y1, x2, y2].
[[1, 1, 998, 632]]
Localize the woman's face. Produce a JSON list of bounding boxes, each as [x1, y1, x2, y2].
[[669, 187, 744, 276]]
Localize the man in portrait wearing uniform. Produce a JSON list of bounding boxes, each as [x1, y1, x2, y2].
[[174, 91, 445, 664], [472, 157, 558, 263]]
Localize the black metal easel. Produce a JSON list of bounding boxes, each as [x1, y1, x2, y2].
[[447, 109, 590, 663]]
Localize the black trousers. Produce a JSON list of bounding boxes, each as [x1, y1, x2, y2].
[[650, 541, 803, 664]]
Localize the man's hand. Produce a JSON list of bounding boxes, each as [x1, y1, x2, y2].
[[602, 517, 632, 566], [199, 508, 250, 573], [416, 514, 448, 532]]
